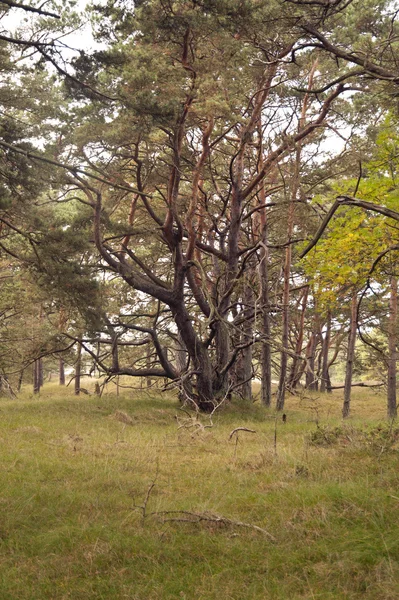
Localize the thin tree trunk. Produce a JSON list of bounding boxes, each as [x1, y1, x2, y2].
[[260, 280, 272, 406], [305, 304, 319, 391], [17, 368, 24, 392], [276, 62, 317, 411], [320, 311, 332, 393], [305, 333, 316, 389], [146, 344, 152, 389], [75, 340, 82, 396], [342, 293, 357, 418], [38, 358, 44, 389], [236, 284, 253, 400], [387, 275, 398, 419], [257, 122, 272, 407], [288, 285, 309, 389], [33, 360, 40, 394], [59, 307, 67, 386], [176, 333, 192, 402], [59, 357, 65, 386], [276, 232, 293, 410], [326, 370, 332, 393]]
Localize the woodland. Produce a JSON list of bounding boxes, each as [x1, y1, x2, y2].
[[2, 0, 399, 417]]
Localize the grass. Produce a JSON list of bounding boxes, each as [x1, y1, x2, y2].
[[0, 383, 398, 598]]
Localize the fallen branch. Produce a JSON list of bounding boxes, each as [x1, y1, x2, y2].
[[133, 468, 159, 524], [330, 382, 384, 390], [228, 427, 256, 440], [153, 510, 276, 541]]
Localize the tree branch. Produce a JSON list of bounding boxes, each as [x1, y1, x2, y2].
[[300, 196, 399, 258], [0, 0, 60, 18]]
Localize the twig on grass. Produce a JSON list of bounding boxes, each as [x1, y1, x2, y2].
[[132, 465, 159, 524], [152, 510, 276, 541], [175, 406, 214, 435]]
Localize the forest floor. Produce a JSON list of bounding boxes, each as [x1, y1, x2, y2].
[[0, 384, 398, 599]]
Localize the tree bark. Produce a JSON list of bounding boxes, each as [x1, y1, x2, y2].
[[17, 368, 24, 392], [387, 275, 398, 419], [33, 360, 40, 394], [305, 333, 316, 390], [38, 358, 44, 389], [342, 293, 357, 418], [306, 308, 319, 391], [176, 337, 192, 402], [257, 122, 272, 407], [59, 357, 65, 386], [320, 311, 332, 393], [276, 232, 293, 410], [235, 285, 253, 400], [288, 285, 309, 389], [75, 339, 82, 396], [172, 303, 215, 410]]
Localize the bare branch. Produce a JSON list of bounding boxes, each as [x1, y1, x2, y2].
[[0, 0, 60, 18], [228, 427, 256, 440], [0, 140, 150, 197], [153, 510, 276, 541]]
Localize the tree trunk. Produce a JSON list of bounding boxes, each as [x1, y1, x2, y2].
[[59, 357, 65, 386], [320, 311, 332, 393], [58, 307, 67, 386], [173, 304, 215, 411], [33, 360, 40, 394], [75, 340, 82, 396], [176, 333, 192, 402], [38, 358, 44, 388], [146, 344, 152, 389], [387, 275, 397, 419], [239, 343, 253, 400], [17, 369, 24, 392], [288, 285, 309, 389], [276, 187, 296, 411], [257, 122, 272, 407], [276, 236, 292, 411], [236, 285, 253, 400], [342, 293, 357, 418], [276, 62, 317, 411], [305, 333, 316, 390], [305, 306, 319, 391]]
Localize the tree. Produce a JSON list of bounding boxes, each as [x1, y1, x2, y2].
[[38, 0, 358, 410]]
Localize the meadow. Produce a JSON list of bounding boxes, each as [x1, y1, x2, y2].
[[0, 384, 398, 599]]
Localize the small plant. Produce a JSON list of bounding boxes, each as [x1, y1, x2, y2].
[[362, 422, 399, 455], [309, 424, 346, 446]]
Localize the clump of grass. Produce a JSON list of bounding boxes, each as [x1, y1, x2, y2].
[[309, 422, 399, 457], [309, 424, 349, 446]]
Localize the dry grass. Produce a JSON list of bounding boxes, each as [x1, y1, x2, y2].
[[0, 383, 397, 598]]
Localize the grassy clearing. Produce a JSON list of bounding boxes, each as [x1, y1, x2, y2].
[[0, 384, 398, 599]]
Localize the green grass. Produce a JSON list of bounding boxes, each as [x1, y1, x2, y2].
[[0, 384, 398, 599]]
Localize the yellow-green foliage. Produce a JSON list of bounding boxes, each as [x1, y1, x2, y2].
[[303, 120, 399, 313], [0, 384, 398, 599]]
